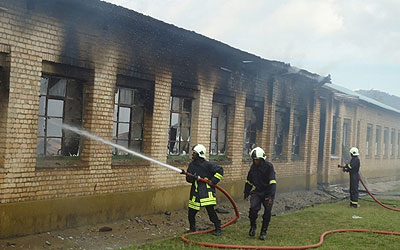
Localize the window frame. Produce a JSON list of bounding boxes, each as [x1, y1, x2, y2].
[[243, 106, 258, 155], [210, 103, 228, 156], [383, 127, 389, 157], [366, 124, 373, 157], [398, 131, 400, 158], [391, 129, 395, 157], [273, 105, 290, 160], [375, 125, 381, 157], [112, 86, 145, 155], [37, 74, 83, 158], [331, 116, 338, 155], [168, 96, 192, 156], [291, 109, 307, 160]]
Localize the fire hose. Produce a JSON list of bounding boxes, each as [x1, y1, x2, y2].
[[59, 124, 400, 248], [180, 171, 400, 249]]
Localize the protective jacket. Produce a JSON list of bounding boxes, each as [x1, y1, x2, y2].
[[244, 160, 276, 199], [347, 156, 360, 204], [346, 156, 360, 174], [186, 158, 224, 210]]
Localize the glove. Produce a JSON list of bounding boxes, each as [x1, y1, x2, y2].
[[207, 180, 215, 186], [244, 193, 249, 201], [265, 198, 274, 206]]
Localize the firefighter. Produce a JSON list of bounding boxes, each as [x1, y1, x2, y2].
[[244, 147, 276, 240], [341, 147, 360, 208], [185, 144, 224, 236]]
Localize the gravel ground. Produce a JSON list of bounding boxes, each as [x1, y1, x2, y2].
[[0, 180, 399, 250]]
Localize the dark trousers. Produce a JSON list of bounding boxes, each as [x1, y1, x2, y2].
[[188, 206, 220, 229], [249, 194, 273, 230], [350, 173, 359, 203]]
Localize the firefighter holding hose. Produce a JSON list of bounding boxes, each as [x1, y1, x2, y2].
[[338, 147, 361, 208], [244, 147, 276, 240], [185, 144, 224, 236]]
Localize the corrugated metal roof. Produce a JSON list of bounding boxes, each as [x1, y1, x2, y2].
[[323, 83, 400, 114]]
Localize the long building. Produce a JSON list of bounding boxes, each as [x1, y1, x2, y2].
[[0, 0, 399, 238]]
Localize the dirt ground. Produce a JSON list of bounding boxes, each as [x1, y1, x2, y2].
[[1, 180, 399, 250]]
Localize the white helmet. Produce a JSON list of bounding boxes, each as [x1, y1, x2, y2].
[[192, 144, 207, 159], [350, 147, 359, 156], [250, 147, 266, 160]]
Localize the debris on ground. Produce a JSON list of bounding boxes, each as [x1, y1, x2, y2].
[[0, 180, 399, 250]]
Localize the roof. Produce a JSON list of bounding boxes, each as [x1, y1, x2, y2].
[[74, 0, 329, 85], [322, 83, 400, 114]]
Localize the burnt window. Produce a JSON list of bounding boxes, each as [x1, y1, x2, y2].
[[375, 126, 381, 156], [366, 124, 372, 156], [37, 75, 83, 157], [391, 129, 395, 157], [292, 110, 307, 160], [168, 96, 192, 155], [274, 106, 289, 159], [331, 116, 338, 155], [210, 103, 227, 155], [243, 107, 257, 155], [112, 87, 145, 155], [342, 119, 351, 154], [383, 127, 389, 157]]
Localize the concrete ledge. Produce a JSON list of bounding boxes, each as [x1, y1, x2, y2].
[[0, 175, 314, 239], [0, 186, 190, 238]]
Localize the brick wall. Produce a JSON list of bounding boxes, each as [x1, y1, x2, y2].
[[1, 0, 400, 237], [320, 92, 400, 184]]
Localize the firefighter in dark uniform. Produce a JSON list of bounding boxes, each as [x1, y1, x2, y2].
[[244, 147, 276, 240], [185, 144, 224, 236], [341, 147, 360, 208]]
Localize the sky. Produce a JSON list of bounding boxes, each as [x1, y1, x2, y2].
[[103, 0, 400, 96]]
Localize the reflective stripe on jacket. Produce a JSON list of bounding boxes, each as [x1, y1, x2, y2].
[[244, 160, 276, 199], [186, 159, 224, 210]]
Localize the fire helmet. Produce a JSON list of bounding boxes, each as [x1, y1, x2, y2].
[[192, 144, 207, 159], [250, 147, 266, 160], [350, 147, 359, 156]]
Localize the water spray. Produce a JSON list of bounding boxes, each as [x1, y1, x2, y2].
[[61, 123, 184, 174]]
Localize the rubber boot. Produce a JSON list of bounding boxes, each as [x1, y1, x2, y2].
[[259, 219, 269, 240], [249, 221, 256, 237], [259, 229, 267, 240], [189, 225, 196, 233], [212, 222, 222, 236]]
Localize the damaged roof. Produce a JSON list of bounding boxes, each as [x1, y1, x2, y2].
[[323, 83, 400, 114], [62, 0, 329, 85]]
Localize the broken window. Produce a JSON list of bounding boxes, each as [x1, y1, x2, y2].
[[243, 107, 257, 155], [112, 87, 145, 155], [210, 103, 227, 155], [366, 124, 372, 156], [292, 110, 307, 160], [391, 129, 395, 157], [383, 127, 388, 157], [342, 119, 351, 154], [274, 106, 289, 160], [375, 126, 381, 156], [168, 96, 192, 155], [331, 116, 338, 155], [37, 75, 83, 157]]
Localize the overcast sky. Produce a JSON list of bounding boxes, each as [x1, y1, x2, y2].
[[104, 0, 400, 96]]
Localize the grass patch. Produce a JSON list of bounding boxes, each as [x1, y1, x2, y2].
[[127, 199, 400, 250]]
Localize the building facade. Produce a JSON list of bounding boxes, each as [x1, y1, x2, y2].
[[0, 0, 399, 238]]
